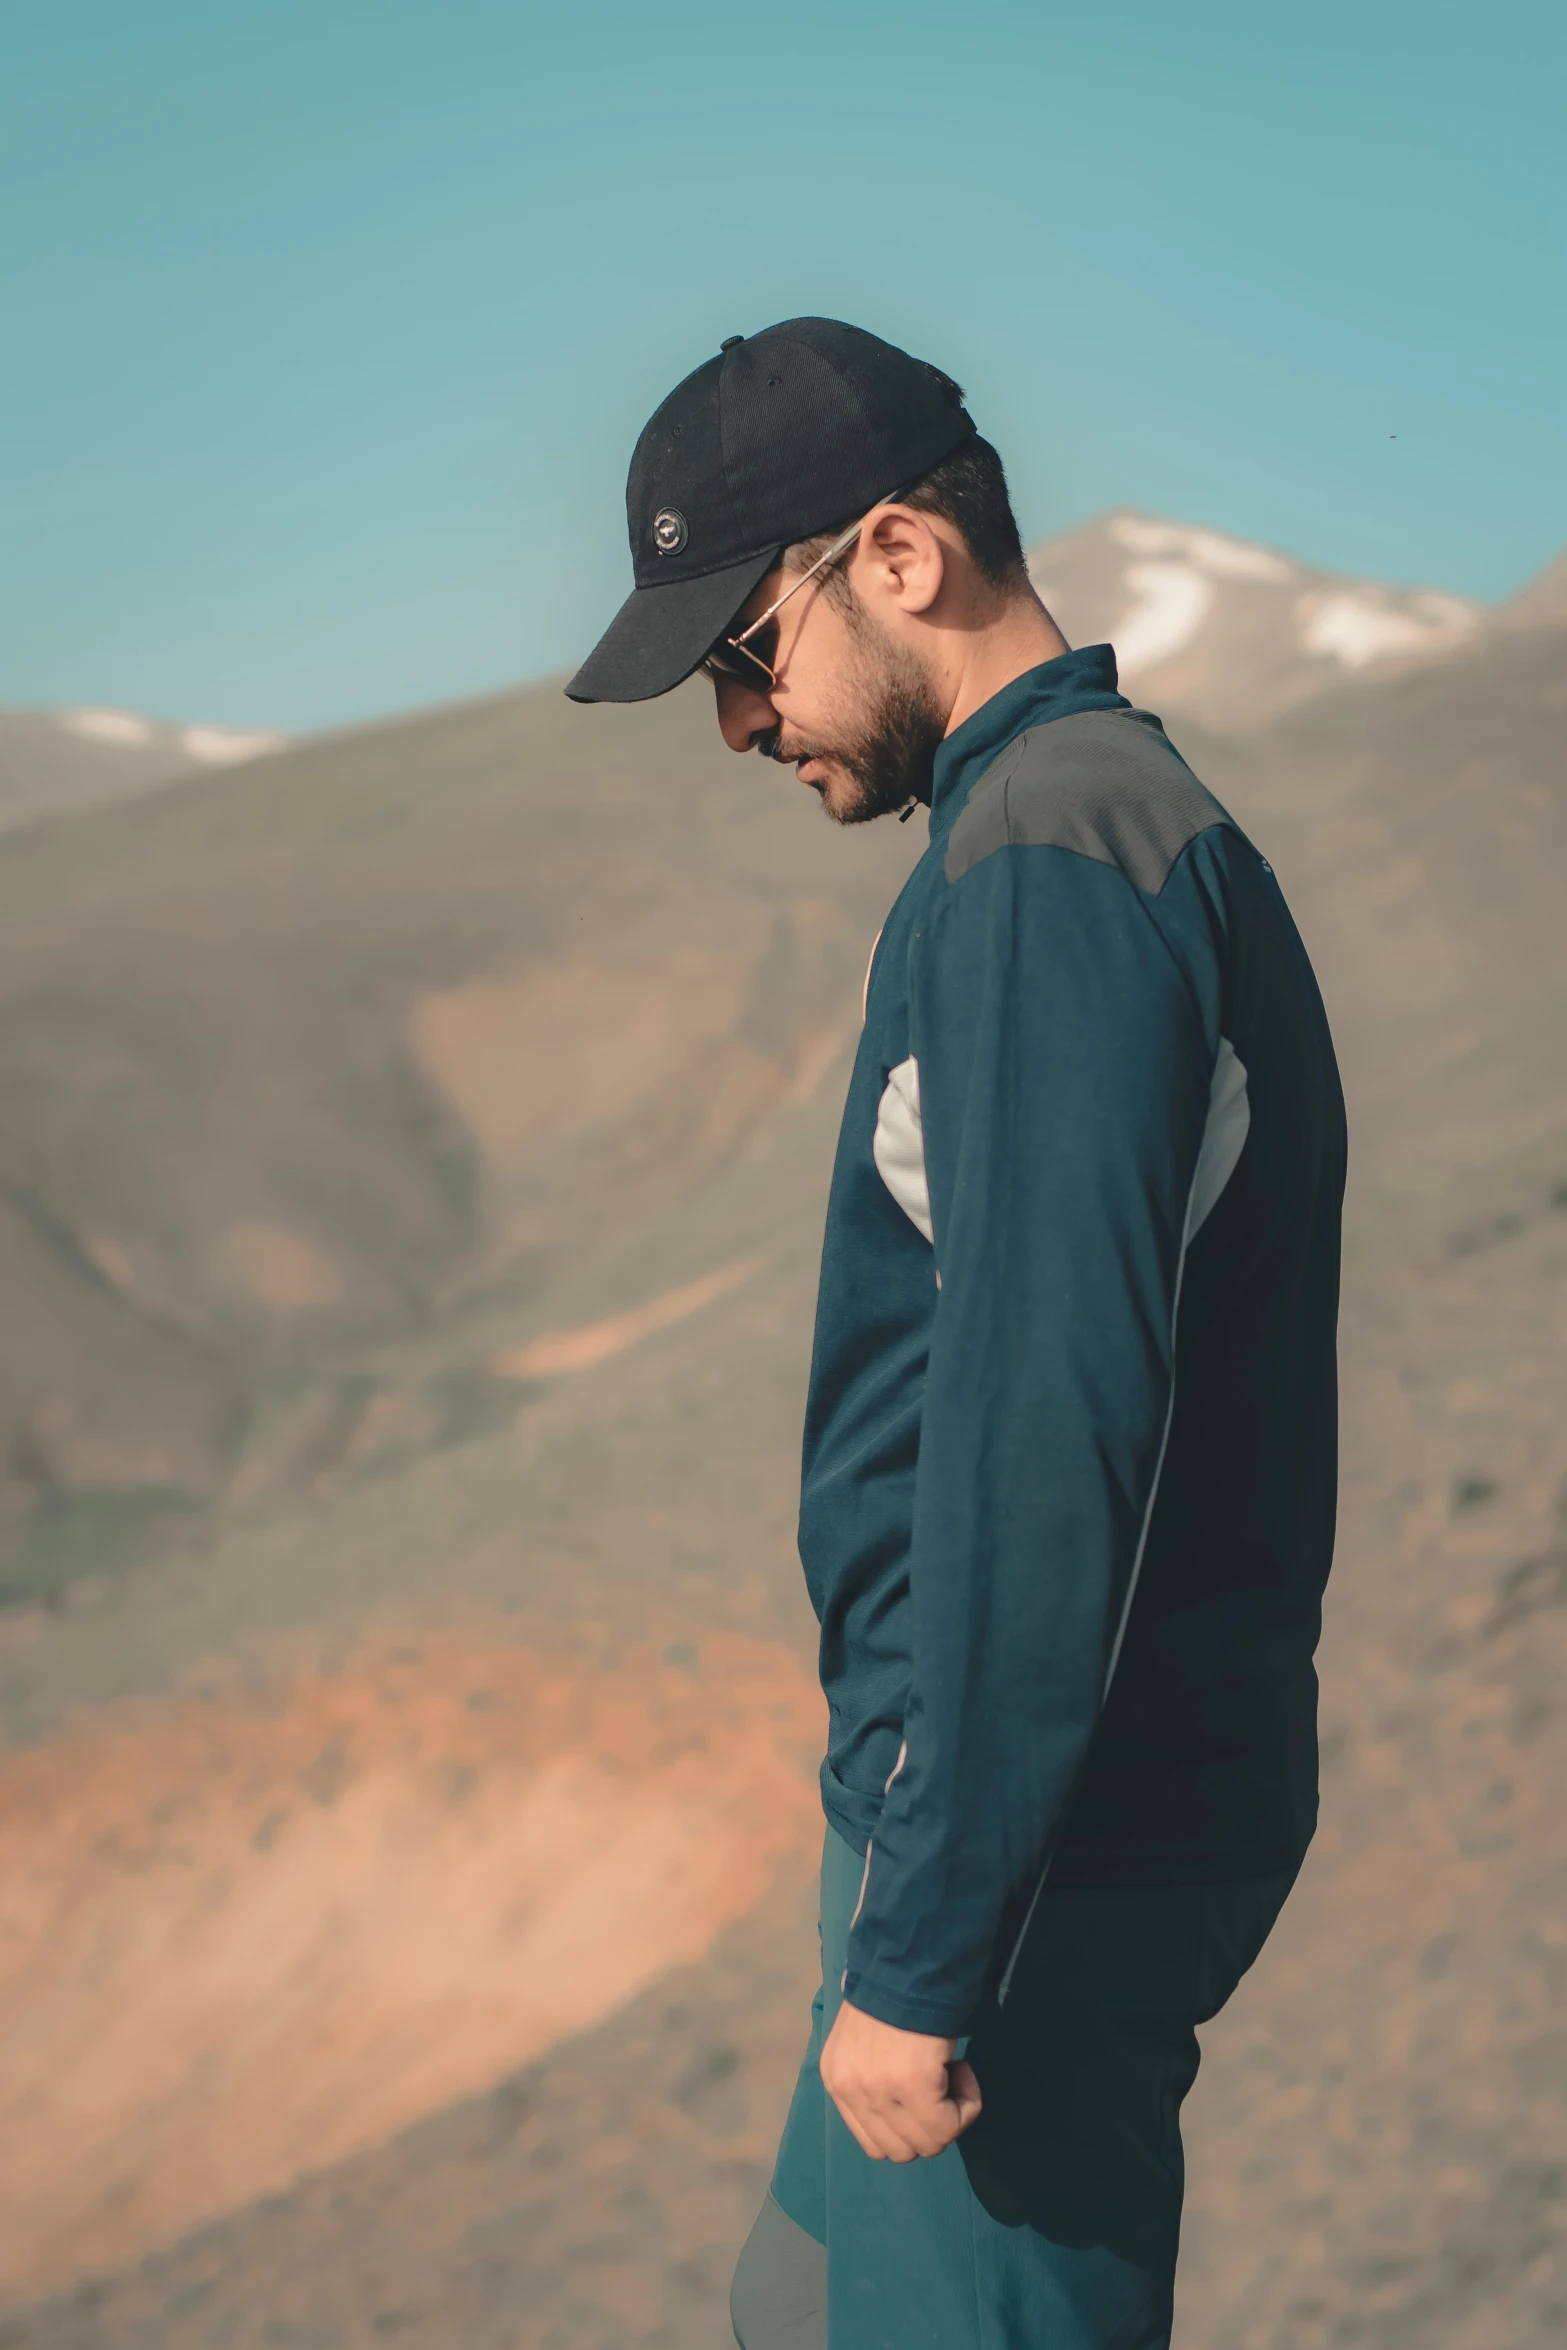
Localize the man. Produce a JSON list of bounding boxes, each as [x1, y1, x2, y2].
[[568, 320, 1345, 2350]]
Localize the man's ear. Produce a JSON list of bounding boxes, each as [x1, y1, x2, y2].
[[857, 504, 946, 616]]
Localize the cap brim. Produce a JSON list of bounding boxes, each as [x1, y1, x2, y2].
[[565, 549, 779, 704]]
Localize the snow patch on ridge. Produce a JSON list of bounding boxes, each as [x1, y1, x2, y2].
[[63, 709, 155, 746], [1029, 509, 1488, 725], [1298, 589, 1479, 669], [1109, 515, 1295, 584], [1113, 562, 1215, 675], [179, 725, 286, 767], [58, 710, 285, 767]]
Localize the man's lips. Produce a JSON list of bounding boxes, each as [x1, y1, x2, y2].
[[761, 734, 836, 793]]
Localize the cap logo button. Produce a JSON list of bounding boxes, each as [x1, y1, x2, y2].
[[653, 508, 688, 556]]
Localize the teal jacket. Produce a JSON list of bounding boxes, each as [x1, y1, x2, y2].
[[799, 646, 1345, 2037]]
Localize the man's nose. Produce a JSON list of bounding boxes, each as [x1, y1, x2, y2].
[[712, 673, 778, 756]]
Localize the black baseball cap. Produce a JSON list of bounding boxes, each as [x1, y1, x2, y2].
[[566, 317, 977, 704]]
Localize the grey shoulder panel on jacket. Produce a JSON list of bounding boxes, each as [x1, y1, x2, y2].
[[943, 708, 1245, 897]]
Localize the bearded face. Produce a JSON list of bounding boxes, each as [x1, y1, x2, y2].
[[759, 597, 947, 826]]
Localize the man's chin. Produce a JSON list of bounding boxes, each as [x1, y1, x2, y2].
[[809, 765, 880, 827], [776, 731, 930, 825], [793, 760, 851, 821], [824, 778, 911, 827]]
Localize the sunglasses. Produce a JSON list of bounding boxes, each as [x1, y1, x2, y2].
[[700, 514, 868, 694]]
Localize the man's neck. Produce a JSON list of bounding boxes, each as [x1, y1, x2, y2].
[[941, 594, 1071, 737]]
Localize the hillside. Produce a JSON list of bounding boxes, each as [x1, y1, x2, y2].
[[1203, 588, 1567, 1205], [4, 569, 1549, 1598], [0, 679, 917, 1602], [0, 541, 1564, 2348], [0, 706, 286, 835]]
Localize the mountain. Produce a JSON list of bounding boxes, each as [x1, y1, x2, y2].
[[0, 681, 917, 1593], [1029, 509, 1482, 732], [1490, 545, 1567, 636], [0, 532, 1564, 2347], [0, 705, 286, 834], [1195, 577, 1567, 1208]]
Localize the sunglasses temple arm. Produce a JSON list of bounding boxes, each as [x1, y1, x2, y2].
[[732, 515, 867, 649]]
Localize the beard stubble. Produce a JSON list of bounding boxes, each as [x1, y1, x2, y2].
[[760, 611, 947, 827]]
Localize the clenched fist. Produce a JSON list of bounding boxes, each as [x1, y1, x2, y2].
[[819, 1998, 983, 2162]]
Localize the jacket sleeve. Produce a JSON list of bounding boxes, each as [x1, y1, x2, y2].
[[842, 839, 1221, 2035]]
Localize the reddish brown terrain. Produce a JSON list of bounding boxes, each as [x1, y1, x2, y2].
[[0, 527, 1563, 2346], [0, 1627, 822, 2305]]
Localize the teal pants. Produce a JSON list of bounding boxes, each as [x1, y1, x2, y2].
[[732, 1828, 1293, 2350]]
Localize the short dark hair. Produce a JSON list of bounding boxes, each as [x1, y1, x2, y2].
[[785, 430, 1027, 597]]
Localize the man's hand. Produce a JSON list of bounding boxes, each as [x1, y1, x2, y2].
[[819, 1997, 983, 2161]]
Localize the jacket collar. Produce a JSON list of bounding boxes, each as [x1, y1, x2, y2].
[[926, 643, 1126, 842]]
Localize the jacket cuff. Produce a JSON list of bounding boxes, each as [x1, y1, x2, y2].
[[841, 1967, 971, 2039]]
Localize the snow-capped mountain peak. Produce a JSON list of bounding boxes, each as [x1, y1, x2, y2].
[[1029, 511, 1482, 731], [60, 708, 285, 768], [0, 706, 290, 835]]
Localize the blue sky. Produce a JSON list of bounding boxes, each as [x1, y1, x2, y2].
[[2, 0, 1563, 730]]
